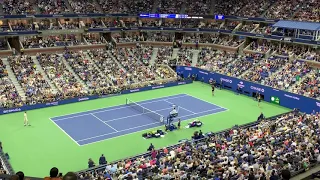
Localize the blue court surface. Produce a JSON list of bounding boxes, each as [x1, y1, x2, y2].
[[50, 94, 228, 146]]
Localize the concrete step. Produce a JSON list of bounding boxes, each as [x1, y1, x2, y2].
[[31, 56, 59, 94], [106, 50, 127, 72], [191, 49, 200, 66], [1, 58, 26, 101], [172, 48, 179, 60], [61, 56, 88, 90], [84, 51, 113, 86], [150, 48, 159, 65]]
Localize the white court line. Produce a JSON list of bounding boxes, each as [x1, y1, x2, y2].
[[91, 113, 119, 132], [77, 107, 226, 144], [79, 108, 229, 146], [185, 93, 229, 110], [163, 99, 196, 114], [49, 118, 81, 146], [103, 107, 173, 123], [77, 122, 160, 142], [51, 94, 189, 121], [50, 93, 187, 119]]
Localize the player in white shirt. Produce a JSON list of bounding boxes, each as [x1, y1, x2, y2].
[[24, 112, 30, 126], [170, 105, 178, 117]]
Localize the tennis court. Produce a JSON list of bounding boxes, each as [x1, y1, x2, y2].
[[50, 94, 227, 146]]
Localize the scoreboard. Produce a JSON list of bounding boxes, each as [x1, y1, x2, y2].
[[139, 14, 225, 20]]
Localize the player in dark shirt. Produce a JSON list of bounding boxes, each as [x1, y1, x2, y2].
[[212, 85, 215, 96]]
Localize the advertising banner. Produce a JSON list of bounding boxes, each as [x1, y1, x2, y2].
[[176, 66, 320, 113], [0, 80, 192, 115]]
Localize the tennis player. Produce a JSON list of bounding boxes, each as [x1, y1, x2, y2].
[[177, 119, 181, 129], [24, 112, 30, 126], [257, 93, 261, 107], [212, 84, 215, 96]]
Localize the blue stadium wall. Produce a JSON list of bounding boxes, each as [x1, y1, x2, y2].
[[177, 66, 319, 113], [0, 80, 192, 115]]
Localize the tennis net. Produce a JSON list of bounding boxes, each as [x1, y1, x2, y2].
[[126, 98, 164, 124]]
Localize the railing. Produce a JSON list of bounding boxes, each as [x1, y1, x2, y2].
[[0, 148, 14, 175], [76, 111, 292, 175]]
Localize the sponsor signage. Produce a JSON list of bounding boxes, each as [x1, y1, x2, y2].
[[3, 108, 22, 114], [284, 94, 300, 100], [220, 78, 232, 84], [0, 80, 193, 115], [152, 85, 165, 89], [199, 71, 208, 75], [129, 89, 140, 93], [78, 97, 90, 101], [250, 86, 264, 92], [177, 66, 319, 113], [46, 102, 59, 106], [271, 96, 280, 104]]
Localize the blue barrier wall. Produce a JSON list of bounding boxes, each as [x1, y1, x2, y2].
[[177, 66, 320, 113], [0, 80, 192, 115]]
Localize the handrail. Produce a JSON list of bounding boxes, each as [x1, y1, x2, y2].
[[0, 148, 14, 175]]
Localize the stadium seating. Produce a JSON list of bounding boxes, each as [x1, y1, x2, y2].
[[75, 111, 319, 179], [1, 0, 320, 178], [0, 59, 23, 108]]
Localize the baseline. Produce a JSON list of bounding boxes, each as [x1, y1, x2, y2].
[[49, 118, 81, 146], [51, 94, 189, 121], [77, 107, 226, 145]]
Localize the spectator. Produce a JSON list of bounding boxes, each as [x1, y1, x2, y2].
[[15, 171, 24, 180], [281, 169, 291, 180], [62, 172, 77, 180], [147, 143, 154, 151], [88, 158, 95, 168], [44, 167, 60, 180], [10, 175, 19, 180], [270, 170, 279, 180], [99, 154, 107, 165]]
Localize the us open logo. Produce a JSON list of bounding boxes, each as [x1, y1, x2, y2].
[[237, 81, 245, 88]]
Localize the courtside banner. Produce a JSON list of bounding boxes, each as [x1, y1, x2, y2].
[[0, 80, 192, 115], [176, 66, 320, 113]]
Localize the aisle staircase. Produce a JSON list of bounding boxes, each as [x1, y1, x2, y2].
[[191, 50, 200, 66], [84, 51, 113, 85], [171, 48, 179, 60], [1, 58, 26, 101], [31, 56, 59, 94], [106, 50, 127, 72], [150, 48, 159, 65], [60, 56, 88, 90]]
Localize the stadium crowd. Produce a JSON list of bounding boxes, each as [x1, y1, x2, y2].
[[0, 58, 23, 108], [1, 1, 320, 180], [37, 53, 87, 98], [196, 49, 237, 72], [8, 55, 55, 105], [177, 48, 193, 66], [72, 110, 320, 179]]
